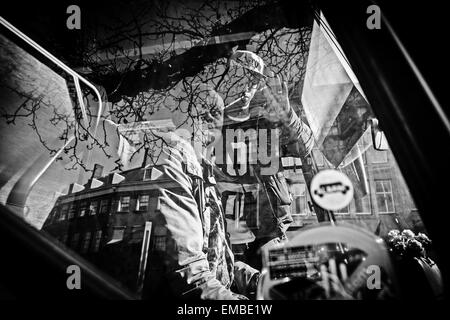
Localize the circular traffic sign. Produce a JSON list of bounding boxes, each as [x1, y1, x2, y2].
[[310, 169, 354, 211]]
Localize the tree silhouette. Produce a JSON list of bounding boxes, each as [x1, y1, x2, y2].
[[1, 0, 314, 174]]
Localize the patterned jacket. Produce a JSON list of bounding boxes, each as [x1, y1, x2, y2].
[[144, 132, 255, 299]]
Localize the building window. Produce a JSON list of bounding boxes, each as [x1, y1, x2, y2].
[[79, 202, 88, 217], [118, 196, 131, 212], [143, 168, 152, 181], [100, 199, 109, 214], [335, 196, 371, 215], [290, 183, 308, 215], [153, 236, 166, 251], [152, 226, 167, 251], [89, 201, 98, 216], [108, 226, 125, 244], [81, 232, 92, 253], [335, 204, 350, 215], [71, 233, 80, 249], [68, 204, 76, 219], [375, 180, 395, 213], [130, 225, 144, 243], [49, 208, 58, 223], [112, 227, 125, 240], [281, 157, 302, 171], [92, 230, 103, 252], [353, 195, 372, 215], [60, 205, 69, 221], [137, 195, 150, 211]]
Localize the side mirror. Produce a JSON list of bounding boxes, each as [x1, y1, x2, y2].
[[369, 118, 389, 151]]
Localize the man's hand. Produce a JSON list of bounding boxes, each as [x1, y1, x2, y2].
[[233, 261, 260, 299], [261, 73, 291, 121]]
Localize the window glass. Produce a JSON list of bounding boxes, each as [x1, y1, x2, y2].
[[81, 232, 92, 253], [92, 230, 103, 252], [109, 227, 125, 244], [143, 168, 152, 181], [68, 204, 77, 219], [335, 205, 350, 215], [79, 202, 87, 217], [89, 202, 98, 216], [118, 196, 130, 212], [290, 183, 308, 216], [137, 195, 149, 211], [0, 1, 439, 299], [60, 205, 68, 221], [130, 225, 144, 243], [100, 200, 109, 214], [375, 180, 395, 213]]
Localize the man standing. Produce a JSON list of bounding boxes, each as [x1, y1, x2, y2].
[[143, 84, 258, 300], [218, 50, 315, 269]]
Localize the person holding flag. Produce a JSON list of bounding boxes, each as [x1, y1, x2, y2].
[[219, 50, 316, 269]]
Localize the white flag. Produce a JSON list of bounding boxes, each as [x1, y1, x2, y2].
[[302, 13, 372, 167], [301, 16, 354, 146]]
